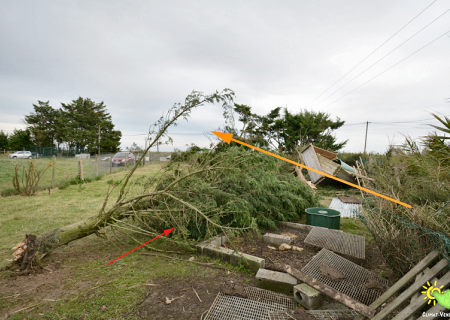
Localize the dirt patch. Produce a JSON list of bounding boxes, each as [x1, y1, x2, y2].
[[132, 275, 256, 319], [234, 224, 399, 283]]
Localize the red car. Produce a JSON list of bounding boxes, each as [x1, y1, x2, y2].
[[112, 152, 135, 167]]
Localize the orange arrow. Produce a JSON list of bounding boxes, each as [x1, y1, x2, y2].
[[212, 131, 411, 208]]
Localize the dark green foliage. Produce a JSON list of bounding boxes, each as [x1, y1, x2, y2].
[[57, 97, 122, 153], [59, 175, 102, 190], [230, 104, 347, 152], [0, 130, 9, 150], [337, 152, 365, 168], [8, 129, 35, 151], [24, 100, 59, 148], [145, 147, 319, 240]]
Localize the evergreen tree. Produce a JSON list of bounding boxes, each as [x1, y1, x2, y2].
[[56, 97, 121, 153], [232, 104, 347, 152], [8, 129, 35, 151], [0, 130, 9, 150], [24, 100, 58, 147]]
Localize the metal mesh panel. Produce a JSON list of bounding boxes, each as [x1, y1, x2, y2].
[[244, 287, 295, 311], [304, 227, 365, 259], [268, 309, 358, 320], [301, 249, 389, 305], [203, 293, 288, 320]]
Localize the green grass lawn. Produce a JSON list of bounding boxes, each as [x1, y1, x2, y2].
[[0, 163, 257, 319]]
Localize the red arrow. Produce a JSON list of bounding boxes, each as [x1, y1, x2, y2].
[[107, 228, 174, 265]]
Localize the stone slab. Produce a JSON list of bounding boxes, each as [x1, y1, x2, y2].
[[263, 233, 293, 246], [256, 268, 297, 295]]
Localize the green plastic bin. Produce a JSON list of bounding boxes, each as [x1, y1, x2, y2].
[[305, 207, 341, 230]]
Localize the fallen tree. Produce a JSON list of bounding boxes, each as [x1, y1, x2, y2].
[[2, 89, 236, 271], [3, 88, 319, 272]]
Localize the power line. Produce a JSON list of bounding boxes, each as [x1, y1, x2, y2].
[[306, 0, 438, 107], [326, 29, 450, 107], [319, 7, 450, 105]]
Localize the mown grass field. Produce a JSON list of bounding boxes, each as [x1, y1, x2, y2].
[[0, 161, 378, 319], [0, 156, 160, 196]]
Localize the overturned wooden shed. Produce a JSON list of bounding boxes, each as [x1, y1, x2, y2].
[[301, 144, 357, 186]]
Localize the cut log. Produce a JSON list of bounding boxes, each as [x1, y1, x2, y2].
[[284, 264, 376, 318]]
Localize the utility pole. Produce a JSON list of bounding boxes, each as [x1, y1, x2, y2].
[[98, 125, 101, 156], [363, 121, 369, 155]]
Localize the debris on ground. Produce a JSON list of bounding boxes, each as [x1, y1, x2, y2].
[[268, 245, 277, 250], [165, 295, 184, 305], [291, 246, 303, 252], [279, 243, 292, 251], [364, 279, 386, 292], [318, 264, 346, 282], [220, 280, 248, 298], [281, 232, 298, 239], [291, 308, 317, 320], [338, 196, 362, 204]]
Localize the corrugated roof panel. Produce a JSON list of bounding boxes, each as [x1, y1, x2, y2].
[[328, 198, 362, 218]]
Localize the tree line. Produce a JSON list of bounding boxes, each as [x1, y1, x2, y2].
[[224, 104, 347, 152], [0, 97, 122, 153]]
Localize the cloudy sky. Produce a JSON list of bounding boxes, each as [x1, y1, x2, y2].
[[1, 0, 449, 153]]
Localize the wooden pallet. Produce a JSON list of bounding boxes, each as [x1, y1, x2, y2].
[[355, 250, 450, 319]]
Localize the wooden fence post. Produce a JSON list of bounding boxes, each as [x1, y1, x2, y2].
[[110, 155, 112, 174], [78, 160, 84, 181], [52, 155, 56, 188], [124, 154, 127, 171], [95, 155, 98, 177]]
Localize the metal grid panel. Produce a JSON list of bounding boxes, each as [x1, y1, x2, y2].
[[329, 198, 362, 218], [244, 287, 296, 311], [268, 310, 358, 320], [307, 310, 359, 319], [304, 227, 365, 259], [301, 249, 389, 306], [203, 293, 287, 320]]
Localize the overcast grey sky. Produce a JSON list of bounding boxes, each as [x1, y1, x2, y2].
[[1, 0, 449, 153]]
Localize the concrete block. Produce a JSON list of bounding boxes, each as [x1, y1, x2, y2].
[[256, 268, 297, 295], [203, 245, 235, 264], [293, 283, 323, 309], [230, 252, 265, 273], [263, 233, 293, 246], [195, 236, 223, 255]]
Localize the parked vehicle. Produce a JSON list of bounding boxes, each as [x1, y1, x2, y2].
[[112, 152, 135, 167], [9, 151, 32, 159]]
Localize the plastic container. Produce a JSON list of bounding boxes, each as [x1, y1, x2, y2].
[[305, 207, 341, 230]]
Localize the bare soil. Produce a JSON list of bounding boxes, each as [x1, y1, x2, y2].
[[234, 224, 399, 284]]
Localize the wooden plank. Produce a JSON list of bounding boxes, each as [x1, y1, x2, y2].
[[416, 299, 450, 319], [355, 250, 440, 320], [407, 270, 426, 320], [283, 264, 376, 319], [301, 144, 324, 184], [371, 259, 448, 320], [393, 271, 450, 320], [313, 145, 338, 161]]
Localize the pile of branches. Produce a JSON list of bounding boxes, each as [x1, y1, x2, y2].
[[127, 146, 319, 241]]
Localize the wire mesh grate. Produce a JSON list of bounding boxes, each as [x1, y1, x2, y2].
[[203, 293, 288, 320], [304, 227, 365, 259], [301, 249, 389, 306], [244, 286, 296, 311], [268, 309, 358, 320]]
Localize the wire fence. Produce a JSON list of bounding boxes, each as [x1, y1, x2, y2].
[[0, 151, 172, 196], [359, 197, 450, 276]]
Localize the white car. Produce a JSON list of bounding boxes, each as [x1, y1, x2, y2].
[[9, 151, 32, 159]]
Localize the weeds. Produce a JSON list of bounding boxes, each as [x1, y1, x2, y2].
[[12, 160, 52, 196]]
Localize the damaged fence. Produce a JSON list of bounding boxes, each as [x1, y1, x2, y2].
[[359, 197, 450, 276]]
